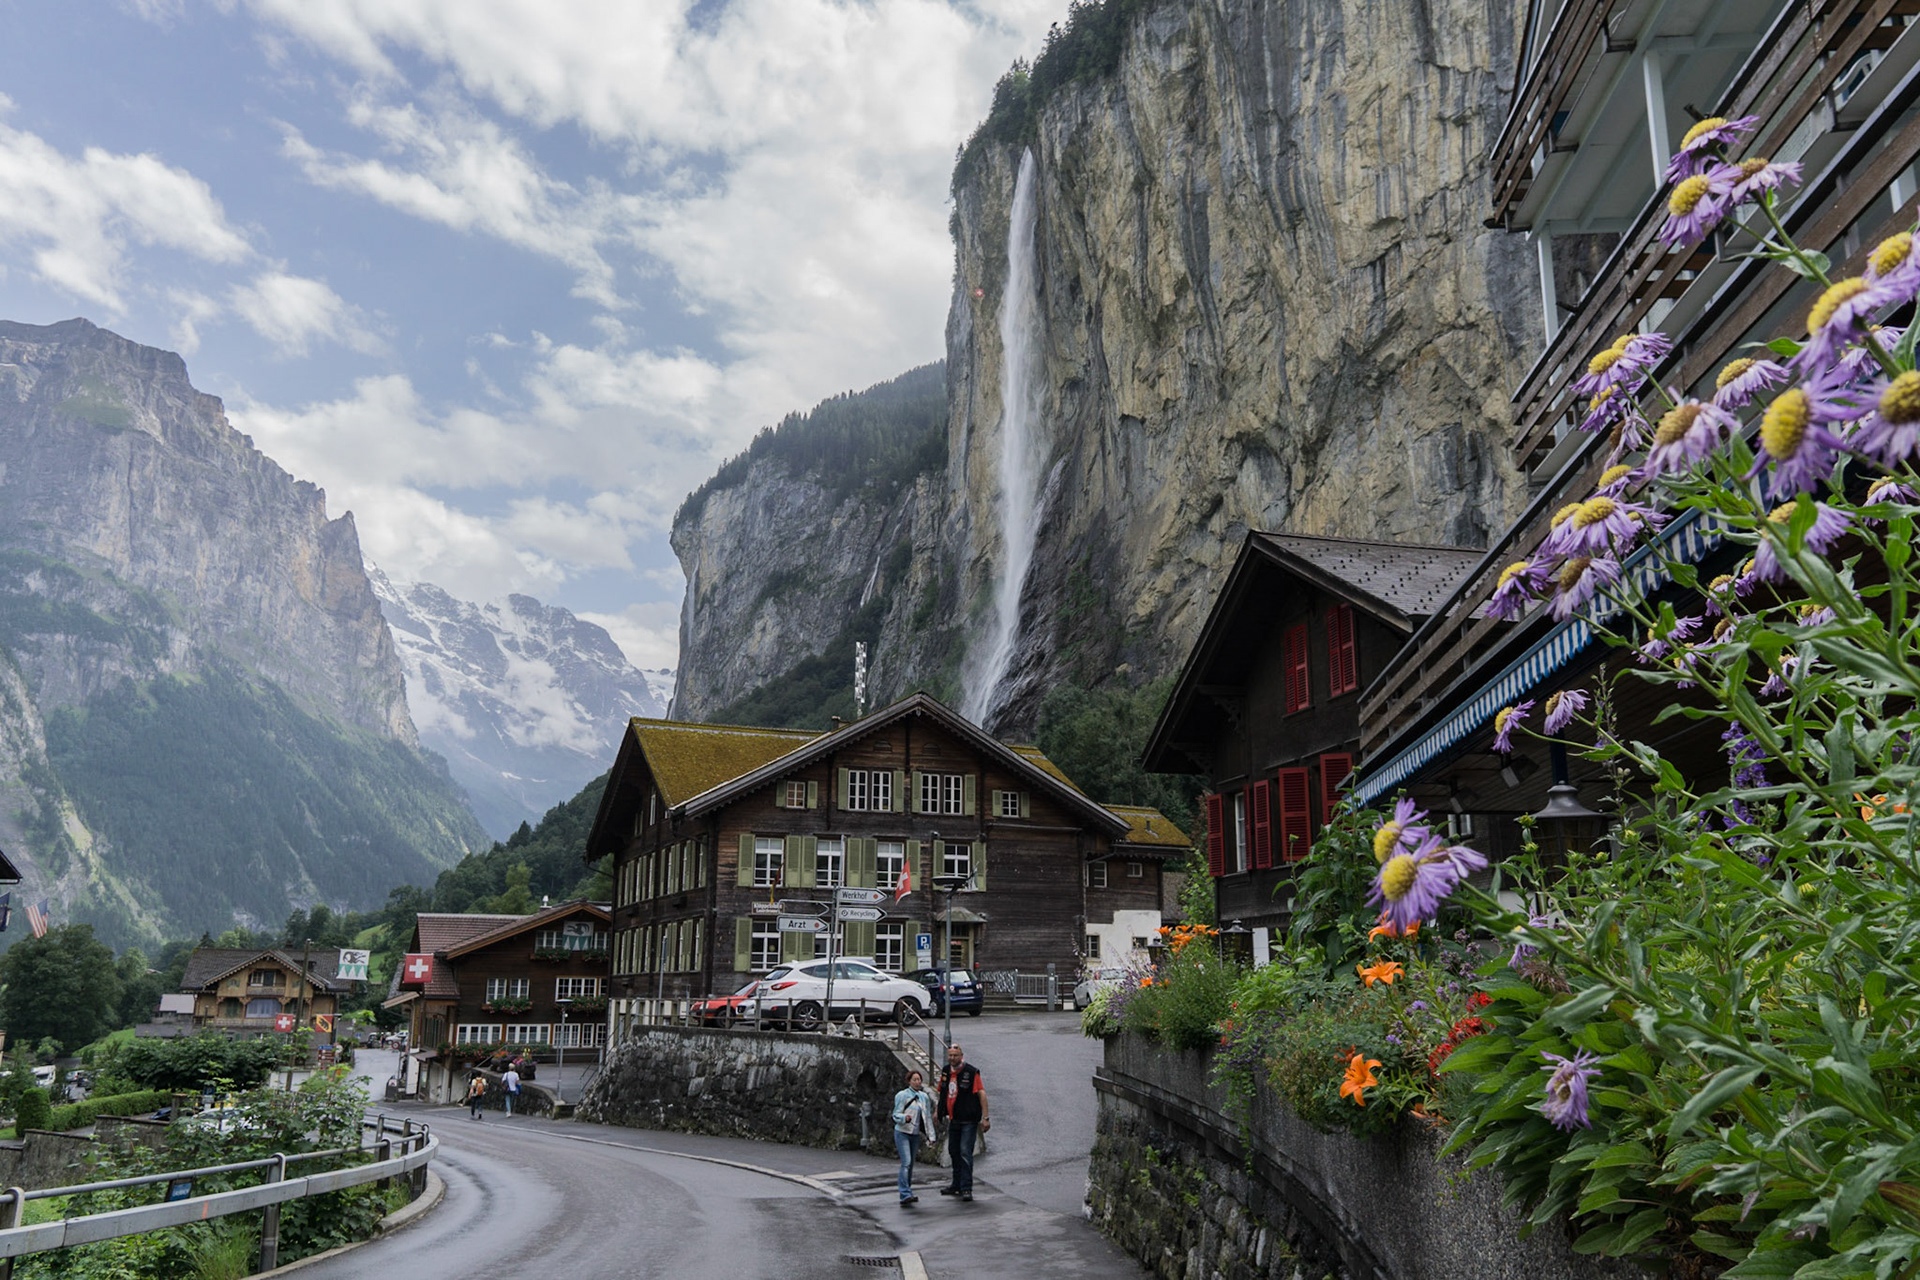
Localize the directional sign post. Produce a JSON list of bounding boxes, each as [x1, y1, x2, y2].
[[779, 900, 830, 917], [836, 905, 884, 922], [834, 888, 887, 906], [778, 916, 827, 933]]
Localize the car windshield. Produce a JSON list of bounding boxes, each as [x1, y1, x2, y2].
[[836, 962, 882, 979], [733, 981, 758, 996], [763, 967, 792, 982], [949, 970, 975, 984], [796, 962, 831, 978]]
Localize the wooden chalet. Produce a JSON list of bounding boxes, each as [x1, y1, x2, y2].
[[583, 692, 1191, 1018], [1144, 533, 1483, 936], [179, 947, 346, 1042], [387, 899, 610, 1103]]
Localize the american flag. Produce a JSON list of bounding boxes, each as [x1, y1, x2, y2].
[[25, 899, 49, 938], [0, 893, 10, 932]]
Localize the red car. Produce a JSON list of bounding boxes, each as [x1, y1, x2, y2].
[[693, 980, 759, 1026]]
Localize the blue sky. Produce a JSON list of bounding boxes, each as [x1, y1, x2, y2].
[[0, 0, 1053, 667]]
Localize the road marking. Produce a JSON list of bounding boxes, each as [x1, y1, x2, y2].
[[898, 1251, 930, 1280]]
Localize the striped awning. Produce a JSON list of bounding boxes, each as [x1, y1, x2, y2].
[[1354, 509, 1723, 806]]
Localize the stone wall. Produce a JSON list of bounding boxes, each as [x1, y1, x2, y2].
[[1092, 1033, 1646, 1280], [579, 1027, 915, 1158]]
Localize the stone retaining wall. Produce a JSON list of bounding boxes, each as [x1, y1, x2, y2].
[[579, 1026, 913, 1157], [1091, 1033, 1646, 1280]]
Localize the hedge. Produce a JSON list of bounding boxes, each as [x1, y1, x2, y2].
[[45, 1090, 170, 1132]]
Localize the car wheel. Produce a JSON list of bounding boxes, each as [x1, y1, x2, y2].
[[966, 1007, 982, 1017], [893, 997, 923, 1025], [793, 1000, 825, 1030]]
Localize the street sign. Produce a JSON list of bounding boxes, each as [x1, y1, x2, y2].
[[835, 887, 887, 905], [836, 905, 884, 922], [336, 948, 370, 981], [778, 899, 829, 917], [779, 916, 827, 933]]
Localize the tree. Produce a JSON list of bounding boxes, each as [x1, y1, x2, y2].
[[1035, 676, 1205, 831], [0, 924, 123, 1051], [483, 863, 536, 915], [13, 1086, 50, 1137], [115, 948, 166, 1028]]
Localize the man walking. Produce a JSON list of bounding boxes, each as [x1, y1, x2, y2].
[[465, 1074, 486, 1120], [502, 1064, 520, 1116], [937, 1043, 989, 1202]]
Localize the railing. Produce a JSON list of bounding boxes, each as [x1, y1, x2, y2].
[[0, 1115, 436, 1274]]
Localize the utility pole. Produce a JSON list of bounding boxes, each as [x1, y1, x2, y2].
[[932, 831, 970, 1053], [556, 998, 572, 1105]]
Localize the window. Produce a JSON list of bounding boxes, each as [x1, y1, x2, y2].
[[1086, 934, 1101, 959], [1127, 861, 1143, 878], [754, 836, 784, 887], [1326, 604, 1359, 696], [485, 978, 507, 1002], [876, 840, 905, 890], [536, 925, 608, 951], [844, 768, 892, 812], [1447, 812, 1474, 839], [220, 998, 241, 1019], [816, 836, 844, 888], [997, 789, 1021, 818], [510, 977, 529, 1000], [785, 780, 808, 808], [1132, 936, 1148, 950], [1232, 791, 1248, 874], [1088, 861, 1108, 888], [874, 923, 905, 972], [813, 928, 842, 960], [504, 1024, 550, 1044], [455, 1024, 500, 1045], [556, 976, 602, 999], [941, 840, 971, 880], [556, 1022, 605, 1049], [245, 998, 281, 1019], [920, 772, 964, 815], [750, 921, 780, 970], [1283, 622, 1311, 713], [247, 970, 283, 988]]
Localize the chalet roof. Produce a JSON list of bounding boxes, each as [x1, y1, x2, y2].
[[0, 848, 20, 883], [414, 913, 527, 955], [1008, 745, 1080, 792], [631, 720, 821, 808], [1107, 806, 1192, 852], [678, 693, 1131, 838], [179, 948, 348, 993], [442, 900, 610, 959], [1249, 534, 1483, 625]]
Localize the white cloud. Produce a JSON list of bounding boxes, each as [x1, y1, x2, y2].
[[578, 599, 682, 672], [166, 289, 222, 355], [228, 271, 380, 356]]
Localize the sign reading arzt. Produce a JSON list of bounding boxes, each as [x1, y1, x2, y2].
[[778, 916, 827, 933]]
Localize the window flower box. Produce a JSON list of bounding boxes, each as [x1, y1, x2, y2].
[[481, 998, 532, 1015]]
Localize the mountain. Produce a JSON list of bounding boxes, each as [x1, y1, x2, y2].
[[0, 318, 486, 947], [671, 0, 1536, 733], [370, 570, 665, 838]]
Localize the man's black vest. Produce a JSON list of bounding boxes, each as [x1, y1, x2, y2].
[[941, 1063, 982, 1123]]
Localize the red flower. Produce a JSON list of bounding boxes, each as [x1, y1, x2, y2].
[[1449, 1016, 1488, 1041], [1427, 1041, 1457, 1075], [1467, 991, 1493, 1010]]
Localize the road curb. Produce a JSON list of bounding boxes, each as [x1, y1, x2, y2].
[[250, 1171, 446, 1277], [898, 1250, 930, 1280]]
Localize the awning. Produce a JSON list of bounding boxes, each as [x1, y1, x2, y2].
[[380, 991, 419, 1010], [937, 907, 989, 925], [1354, 509, 1724, 806]]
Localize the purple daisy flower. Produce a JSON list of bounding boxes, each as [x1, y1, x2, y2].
[[1868, 476, 1920, 507], [1796, 603, 1836, 628], [1571, 332, 1670, 400], [1866, 231, 1920, 304], [1660, 164, 1739, 248], [1644, 399, 1736, 476], [1838, 327, 1904, 381], [1492, 700, 1533, 754], [1664, 115, 1759, 182], [1550, 555, 1623, 620], [1368, 835, 1485, 933], [1800, 276, 1900, 373], [1760, 653, 1797, 698], [1726, 156, 1802, 205], [1538, 1049, 1603, 1131], [1487, 557, 1552, 621], [1594, 464, 1637, 497], [1723, 721, 1768, 790], [1543, 688, 1589, 734], [1580, 385, 1629, 435], [1749, 381, 1857, 498], [1371, 797, 1433, 865], [1509, 913, 1554, 970], [1711, 357, 1790, 410], [1850, 370, 1920, 467], [1541, 495, 1667, 558], [1750, 499, 1851, 583]]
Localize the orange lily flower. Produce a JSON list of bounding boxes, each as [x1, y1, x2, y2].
[[1339, 1054, 1381, 1106], [1367, 916, 1421, 942], [1356, 959, 1403, 988], [1857, 793, 1910, 821]]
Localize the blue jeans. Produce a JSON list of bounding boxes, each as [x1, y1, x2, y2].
[[947, 1122, 978, 1193], [894, 1130, 921, 1200], [505, 1091, 516, 1115]]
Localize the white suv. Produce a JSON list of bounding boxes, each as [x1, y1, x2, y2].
[[751, 958, 931, 1028]]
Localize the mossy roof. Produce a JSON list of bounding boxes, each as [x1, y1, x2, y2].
[[1007, 744, 1081, 792], [1106, 805, 1194, 850], [630, 719, 823, 807]]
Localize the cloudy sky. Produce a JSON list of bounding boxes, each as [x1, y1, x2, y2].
[[0, 0, 1054, 668]]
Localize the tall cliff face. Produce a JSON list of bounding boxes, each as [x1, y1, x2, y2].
[[0, 319, 483, 946], [672, 0, 1539, 734]]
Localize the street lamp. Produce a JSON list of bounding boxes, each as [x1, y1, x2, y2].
[[555, 997, 573, 1106], [931, 830, 971, 1050], [1219, 919, 1252, 966]]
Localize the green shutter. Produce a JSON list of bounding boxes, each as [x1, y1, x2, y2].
[[851, 838, 876, 888], [737, 833, 755, 886], [807, 780, 819, 809], [734, 919, 752, 972], [838, 768, 851, 809], [697, 839, 708, 888], [989, 789, 1001, 817], [1020, 791, 1030, 818], [972, 840, 987, 891], [786, 834, 811, 888], [963, 775, 976, 816], [911, 770, 927, 813], [782, 929, 810, 962], [892, 769, 906, 812], [906, 840, 921, 893], [844, 921, 875, 959]]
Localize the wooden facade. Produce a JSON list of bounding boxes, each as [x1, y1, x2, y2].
[[1145, 534, 1482, 933], [178, 948, 345, 1041], [584, 693, 1191, 1008]]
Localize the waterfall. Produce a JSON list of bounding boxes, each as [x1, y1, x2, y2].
[[963, 147, 1043, 726]]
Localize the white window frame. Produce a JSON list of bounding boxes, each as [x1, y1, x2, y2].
[[750, 921, 780, 971], [941, 840, 971, 880], [785, 780, 808, 808], [247, 970, 283, 989], [845, 769, 892, 812], [503, 1024, 551, 1044], [816, 836, 845, 888], [1089, 861, 1108, 888], [556, 1022, 605, 1049], [455, 1024, 500, 1045], [920, 772, 964, 815], [848, 770, 870, 811], [1086, 935, 1101, 960], [874, 923, 905, 972], [754, 835, 784, 887], [556, 976, 602, 999], [998, 789, 1020, 818], [1233, 792, 1248, 874], [1127, 861, 1144, 878], [509, 977, 530, 1000], [876, 840, 904, 890]]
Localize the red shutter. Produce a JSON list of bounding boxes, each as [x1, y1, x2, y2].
[[1284, 623, 1311, 713], [1277, 768, 1312, 861], [1250, 779, 1273, 869], [1318, 752, 1355, 830], [1204, 792, 1226, 876], [1326, 605, 1358, 696]]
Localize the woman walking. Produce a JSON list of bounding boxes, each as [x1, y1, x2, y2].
[[891, 1069, 937, 1206], [466, 1073, 486, 1120]]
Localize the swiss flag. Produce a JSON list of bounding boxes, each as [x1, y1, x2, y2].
[[402, 953, 434, 986], [895, 857, 911, 903], [273, 1014, 295, 1032]]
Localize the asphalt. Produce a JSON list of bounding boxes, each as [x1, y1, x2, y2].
[[337, 1013, 1145, 1279]]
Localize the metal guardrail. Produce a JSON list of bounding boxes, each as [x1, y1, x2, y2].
[[0, 1115, 436, 1272]]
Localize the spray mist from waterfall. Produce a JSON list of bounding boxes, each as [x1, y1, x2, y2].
[[963, 147, 1043, 726]]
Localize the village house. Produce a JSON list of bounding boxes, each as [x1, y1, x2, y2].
[[178, 947, 347, 1043], [583, 692, 1190, 1021], [387, 899, 610, 1103], [1144, 533, 1485, 940]]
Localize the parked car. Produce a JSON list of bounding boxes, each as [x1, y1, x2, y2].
[[693, 980, 760, 1026], [901, 968, 984, 1017], [1071, 968, 1127, 1011], [750, 959, 931, 1029]]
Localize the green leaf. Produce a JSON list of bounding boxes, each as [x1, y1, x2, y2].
[[1779, 250, 1832, 281], [1546, 984, 1618, 1030], [1767, 337, 1805, 359], [1587, 1141, 1654, 1170], [1720, 1245, 1823, 1278], [1667, 1066, 1764, 1138]]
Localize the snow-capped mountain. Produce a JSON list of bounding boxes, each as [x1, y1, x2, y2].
[[370, 567, 668, 838]]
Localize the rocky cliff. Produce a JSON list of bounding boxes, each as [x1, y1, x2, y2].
[[0, 319, 483, 945], [676, 0, 1538, 733], [372, 569, 665, 838]]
